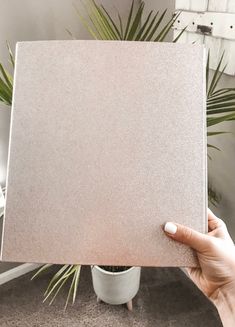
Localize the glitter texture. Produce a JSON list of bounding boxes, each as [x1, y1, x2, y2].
[[1, 40, 207, 267]]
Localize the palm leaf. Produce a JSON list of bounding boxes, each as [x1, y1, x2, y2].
[[32, 264, 81, 308], [207, 52, 225, 97], [74, 3, 100, 39], [124, 0, 134, 39], [101, 5, 122, 39], [207, 131, 229, 136], [212, 87, 235, 97], [207, 144, 221, 151], [64, 269, 77, 309], [173, 25, 187, 43], [31, 264, 52, 280], [86, 2, 108, 39], [127, 1, 144, 40], [206, 52, 235, 150], [135, 10, 153, 41], [145, 10, 167, 41], [0, 44, 14, 106], [64, 265, 81, 309], [207, 113, 235, 127], [76, 1, 184, 43], [0, 78, 12, 103], [0, 63, 13, 89], [72, 265, 81, 304], [44, 264, 70, 295], [207, 93, 235, 105], [139, 11, 159, 41], [208, 183, 221, 206], [6, 41, 15, 69], [43, 265, 75, 303], [90, 0, 116, 40], [154, 12, 180, 42], [208, 107, 235, 115], [49, 274, 70, 306], [117, 12, 124, 39]]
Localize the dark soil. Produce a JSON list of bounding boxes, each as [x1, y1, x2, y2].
[[99, 266, 131, 272]]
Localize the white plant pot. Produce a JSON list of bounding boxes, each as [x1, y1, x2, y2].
[[91, 265, 141, 309]]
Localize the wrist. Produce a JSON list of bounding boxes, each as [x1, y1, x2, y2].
[[210, 283, 235, 327]]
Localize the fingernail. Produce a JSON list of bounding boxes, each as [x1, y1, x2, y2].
[[164, 222, 177, 235]]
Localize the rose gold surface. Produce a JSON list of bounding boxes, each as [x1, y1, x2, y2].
[[1, 40, 207, 267]]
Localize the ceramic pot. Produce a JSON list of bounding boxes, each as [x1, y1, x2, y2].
[[91, 265, 141, 310]]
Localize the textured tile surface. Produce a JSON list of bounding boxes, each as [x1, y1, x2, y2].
[[0, 267, 222, 327], [1, 40, 207, 266]]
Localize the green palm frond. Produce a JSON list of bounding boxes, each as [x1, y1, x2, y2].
[[207, 131, 229, 137], [208, 182, 221, 207], [207, 143, 221, 151], [75, 0, 180, 42], [32, 264, 81, 309], [206, 53, 235, 128], [0, 43, 14, 106], [205, 53, 235, 205]]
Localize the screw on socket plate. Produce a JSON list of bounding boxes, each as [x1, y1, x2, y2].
[[197, 24, 212, 35]]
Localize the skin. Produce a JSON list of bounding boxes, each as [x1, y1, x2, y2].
[[164, 209, 235, 327]]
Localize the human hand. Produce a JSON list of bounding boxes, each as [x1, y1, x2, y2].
[[164, 209, 235, 327]]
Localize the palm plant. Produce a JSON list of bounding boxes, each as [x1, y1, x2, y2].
[[207, 52, 235, 150], [73, 0, 186, 42], [0, 42, 14, 106], [32, 264, 81, 309], [2, 0, 235, 308]]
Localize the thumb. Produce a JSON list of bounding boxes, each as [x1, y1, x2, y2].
[[164, 222, 210, 253]]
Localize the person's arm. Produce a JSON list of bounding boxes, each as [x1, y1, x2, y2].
[[211, 284, 235, 327], [164, 209, 235, 327]]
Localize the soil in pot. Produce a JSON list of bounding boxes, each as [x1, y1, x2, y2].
[[99, 266, 131, 272]]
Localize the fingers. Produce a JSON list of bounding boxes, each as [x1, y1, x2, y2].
[[164, 222, 210, 253], [164, 210, 234, 251], [207, 209, 233, 243], [208, 208, 225, 231]]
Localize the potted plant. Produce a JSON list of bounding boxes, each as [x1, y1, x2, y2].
[[1, 0, 235, 309], [91, 266, 141, 310]]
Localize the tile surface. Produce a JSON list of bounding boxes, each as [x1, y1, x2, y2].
[[1, 40, 207, 266]]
